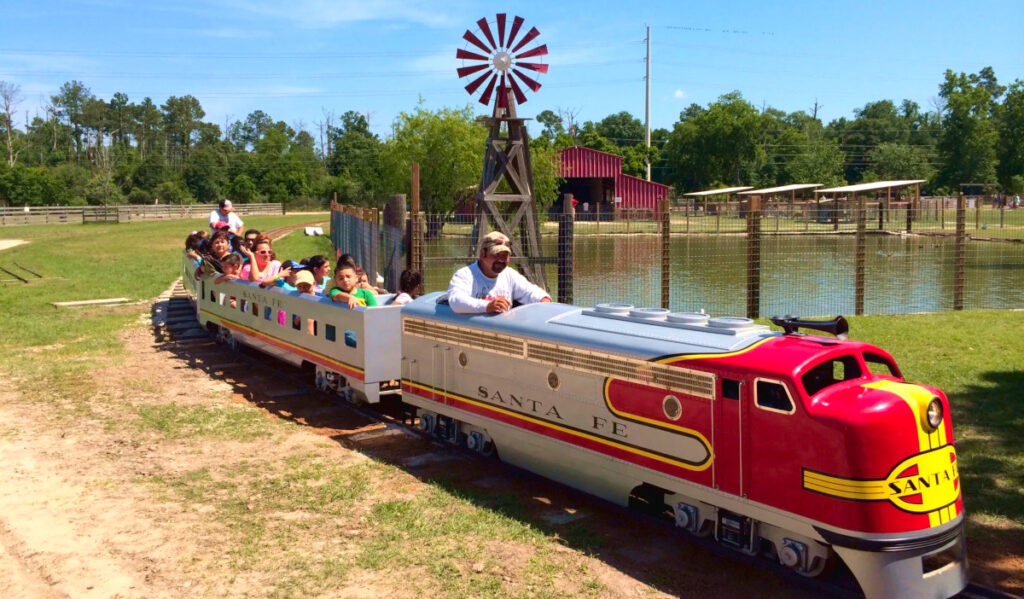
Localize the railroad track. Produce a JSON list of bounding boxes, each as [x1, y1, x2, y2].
[[151, 280, 1020, 599]]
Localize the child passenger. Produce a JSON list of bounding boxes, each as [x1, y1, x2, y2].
[[328, 263, 378, 309], [294, 270, 317, 295], [392, 269, 423, 306], [214, 253, 243, 284]]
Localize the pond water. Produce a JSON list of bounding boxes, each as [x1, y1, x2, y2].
[[421, 234, 1024, 317]]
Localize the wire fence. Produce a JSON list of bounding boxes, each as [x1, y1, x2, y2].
[[0, 203, 285, 226], [334, 196, 1024, 318]]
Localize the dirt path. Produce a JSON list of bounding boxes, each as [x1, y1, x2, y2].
[[0, 240, 27, 251]]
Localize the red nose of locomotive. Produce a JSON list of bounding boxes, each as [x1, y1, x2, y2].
[[802, 377, 961, 534]]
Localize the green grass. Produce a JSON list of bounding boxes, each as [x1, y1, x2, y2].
[[134, 404, 275, 441], [0, 218, 1021, 595]]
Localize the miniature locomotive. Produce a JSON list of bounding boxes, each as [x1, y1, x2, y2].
[[184, 259, 968, 599]]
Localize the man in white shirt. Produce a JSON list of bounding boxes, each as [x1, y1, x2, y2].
[[447, 231, 551, 314], [209, 199, 245, 235]]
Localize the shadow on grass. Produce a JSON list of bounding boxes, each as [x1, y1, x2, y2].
[[950, 369, 1024, 594]]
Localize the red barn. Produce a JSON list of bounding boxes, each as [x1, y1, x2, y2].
[[558, 146, 670, 217]]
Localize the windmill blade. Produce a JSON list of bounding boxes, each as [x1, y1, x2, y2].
[[510, 26, 540, 53], [463, 30, 492, 54], [515, 44, 548, 60], [508, 76, 528, 105], [478, 74, 498, 106], [477, 17, 497, 49], [456, 48, 489, 61], [464, 71, 492, 94], [511, 68, 542, 93], [497, 14, 507, 47], [457, 63, 490, 79], [516, 62, 549, 74], [506, 16, 525, 49]]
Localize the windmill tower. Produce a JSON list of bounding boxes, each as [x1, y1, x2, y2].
[[457, 14, 549, 288]]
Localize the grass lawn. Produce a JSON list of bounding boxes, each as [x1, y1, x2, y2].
[[0, 217, 1020, 595]]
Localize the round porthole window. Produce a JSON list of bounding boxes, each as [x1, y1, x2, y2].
[[458, 351, 468, 367], [547, 371, 560, 390], [663, 395, 682, 420]]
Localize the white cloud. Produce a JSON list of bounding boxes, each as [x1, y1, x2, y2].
[[674, 89, 686, 99]]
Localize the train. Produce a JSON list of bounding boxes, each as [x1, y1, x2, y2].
[[183, 254, 968, 599]]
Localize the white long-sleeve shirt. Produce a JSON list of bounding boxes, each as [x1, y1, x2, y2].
[[447, 261, 550, 314]]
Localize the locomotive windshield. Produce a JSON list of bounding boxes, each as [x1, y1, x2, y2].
[[802, 355, 862, 397]]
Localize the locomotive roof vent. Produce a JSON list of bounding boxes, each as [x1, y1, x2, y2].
[[708, 317, 755, 329], [594, 302, 633, 316], [629, 307, 669, 320], [667, 312, 709, 325]]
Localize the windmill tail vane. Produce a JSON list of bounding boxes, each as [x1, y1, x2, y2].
[[456, 13, 548, 108]]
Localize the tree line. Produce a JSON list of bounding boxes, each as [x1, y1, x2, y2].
[[0, 66, 1021, 213]]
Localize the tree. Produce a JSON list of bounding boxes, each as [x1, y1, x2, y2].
[[0, 81, 21, 166], [863, 142, 935, 182], [52, 80, 93, 161], [379, 105, 487, 215], [663, 92, 765, 189], [936, 68, 1000, 188], [787, 140, 846, 187], [997, 80, 1024, 190], [133, 98, 162, 160], [161, 95, 205, 161], [326, 110, 382, 205], [595, 111, 645, 147]]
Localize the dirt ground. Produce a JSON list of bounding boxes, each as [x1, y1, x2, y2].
[[0, 303, 1020, 598], [0, 239, 27, 251]]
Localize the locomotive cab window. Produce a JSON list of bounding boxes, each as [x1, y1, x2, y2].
[[802, 355, 862, 397], [721, 378, 741, 400], [864, 352, 901, 378], [755, 379, 794, 414]]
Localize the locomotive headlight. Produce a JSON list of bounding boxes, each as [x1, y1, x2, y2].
[[925, 397, 943, 430]]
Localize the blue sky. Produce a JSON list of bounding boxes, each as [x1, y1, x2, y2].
[[2, 0, 1022, 142]]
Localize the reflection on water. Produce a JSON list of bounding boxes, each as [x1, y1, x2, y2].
[[422, 234, 1024, 316]]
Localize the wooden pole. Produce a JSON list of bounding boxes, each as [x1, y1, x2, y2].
[[385, 194, 405, 292], [410, 163, 422, 274], [660, 197, 671, 309], [954, 193, 966, 311], [746, 195, 761, 318], [557, 194, 575, 304], [854, 192, 865, 316]]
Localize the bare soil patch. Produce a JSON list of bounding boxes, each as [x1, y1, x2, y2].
[[0, 239, 27, 251]]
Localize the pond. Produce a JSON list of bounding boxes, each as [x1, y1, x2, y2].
[[421, 233, 1024, 317]]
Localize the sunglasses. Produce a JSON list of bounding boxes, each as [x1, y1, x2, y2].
[[256, 250, 272, 255]]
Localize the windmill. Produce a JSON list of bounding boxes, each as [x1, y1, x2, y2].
[[457, 14, 549, 289]]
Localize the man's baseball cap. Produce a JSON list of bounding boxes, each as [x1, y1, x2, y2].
[[481, 231, 511, 255], [219, 199, 234, 210]]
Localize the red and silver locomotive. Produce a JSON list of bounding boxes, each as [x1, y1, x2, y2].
[[186, 261, 968, 599]]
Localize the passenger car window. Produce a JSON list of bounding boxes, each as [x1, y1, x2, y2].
[[802, 356, 862, 396], [864, 352, 900, 378], [756, 380, 794, 413], [722, 378, 740, 400]]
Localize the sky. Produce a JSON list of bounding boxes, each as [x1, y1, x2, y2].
[[2, 0, 1023, 143]]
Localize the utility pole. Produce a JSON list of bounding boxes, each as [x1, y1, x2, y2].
[[645, 25, 651, 181]]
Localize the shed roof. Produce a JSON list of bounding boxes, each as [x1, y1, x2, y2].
[[682, 186, 754, 197], [737, 183, 822, 195], [816, 180, 925, 194]]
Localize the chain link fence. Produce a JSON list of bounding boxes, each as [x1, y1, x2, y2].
[[335, 195, 1024, 318]]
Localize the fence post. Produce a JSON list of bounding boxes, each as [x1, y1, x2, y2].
[[954, 194, 966, 311], [975, 196, 981, 230], [660, 197, 671, 310], [855, 193, 865, 316], [409, 163, 423, 274], [746, 195, 761, 319], [906, 195, 913, 233], [385, 195, 406, 293], [557, 194, 575, 304]]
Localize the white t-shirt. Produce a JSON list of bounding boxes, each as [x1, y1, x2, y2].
[[447, 261, 549, 314], [209, 210, 244, 233]]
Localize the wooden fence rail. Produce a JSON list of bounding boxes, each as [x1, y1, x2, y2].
[[0, 203, 284, 226]]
